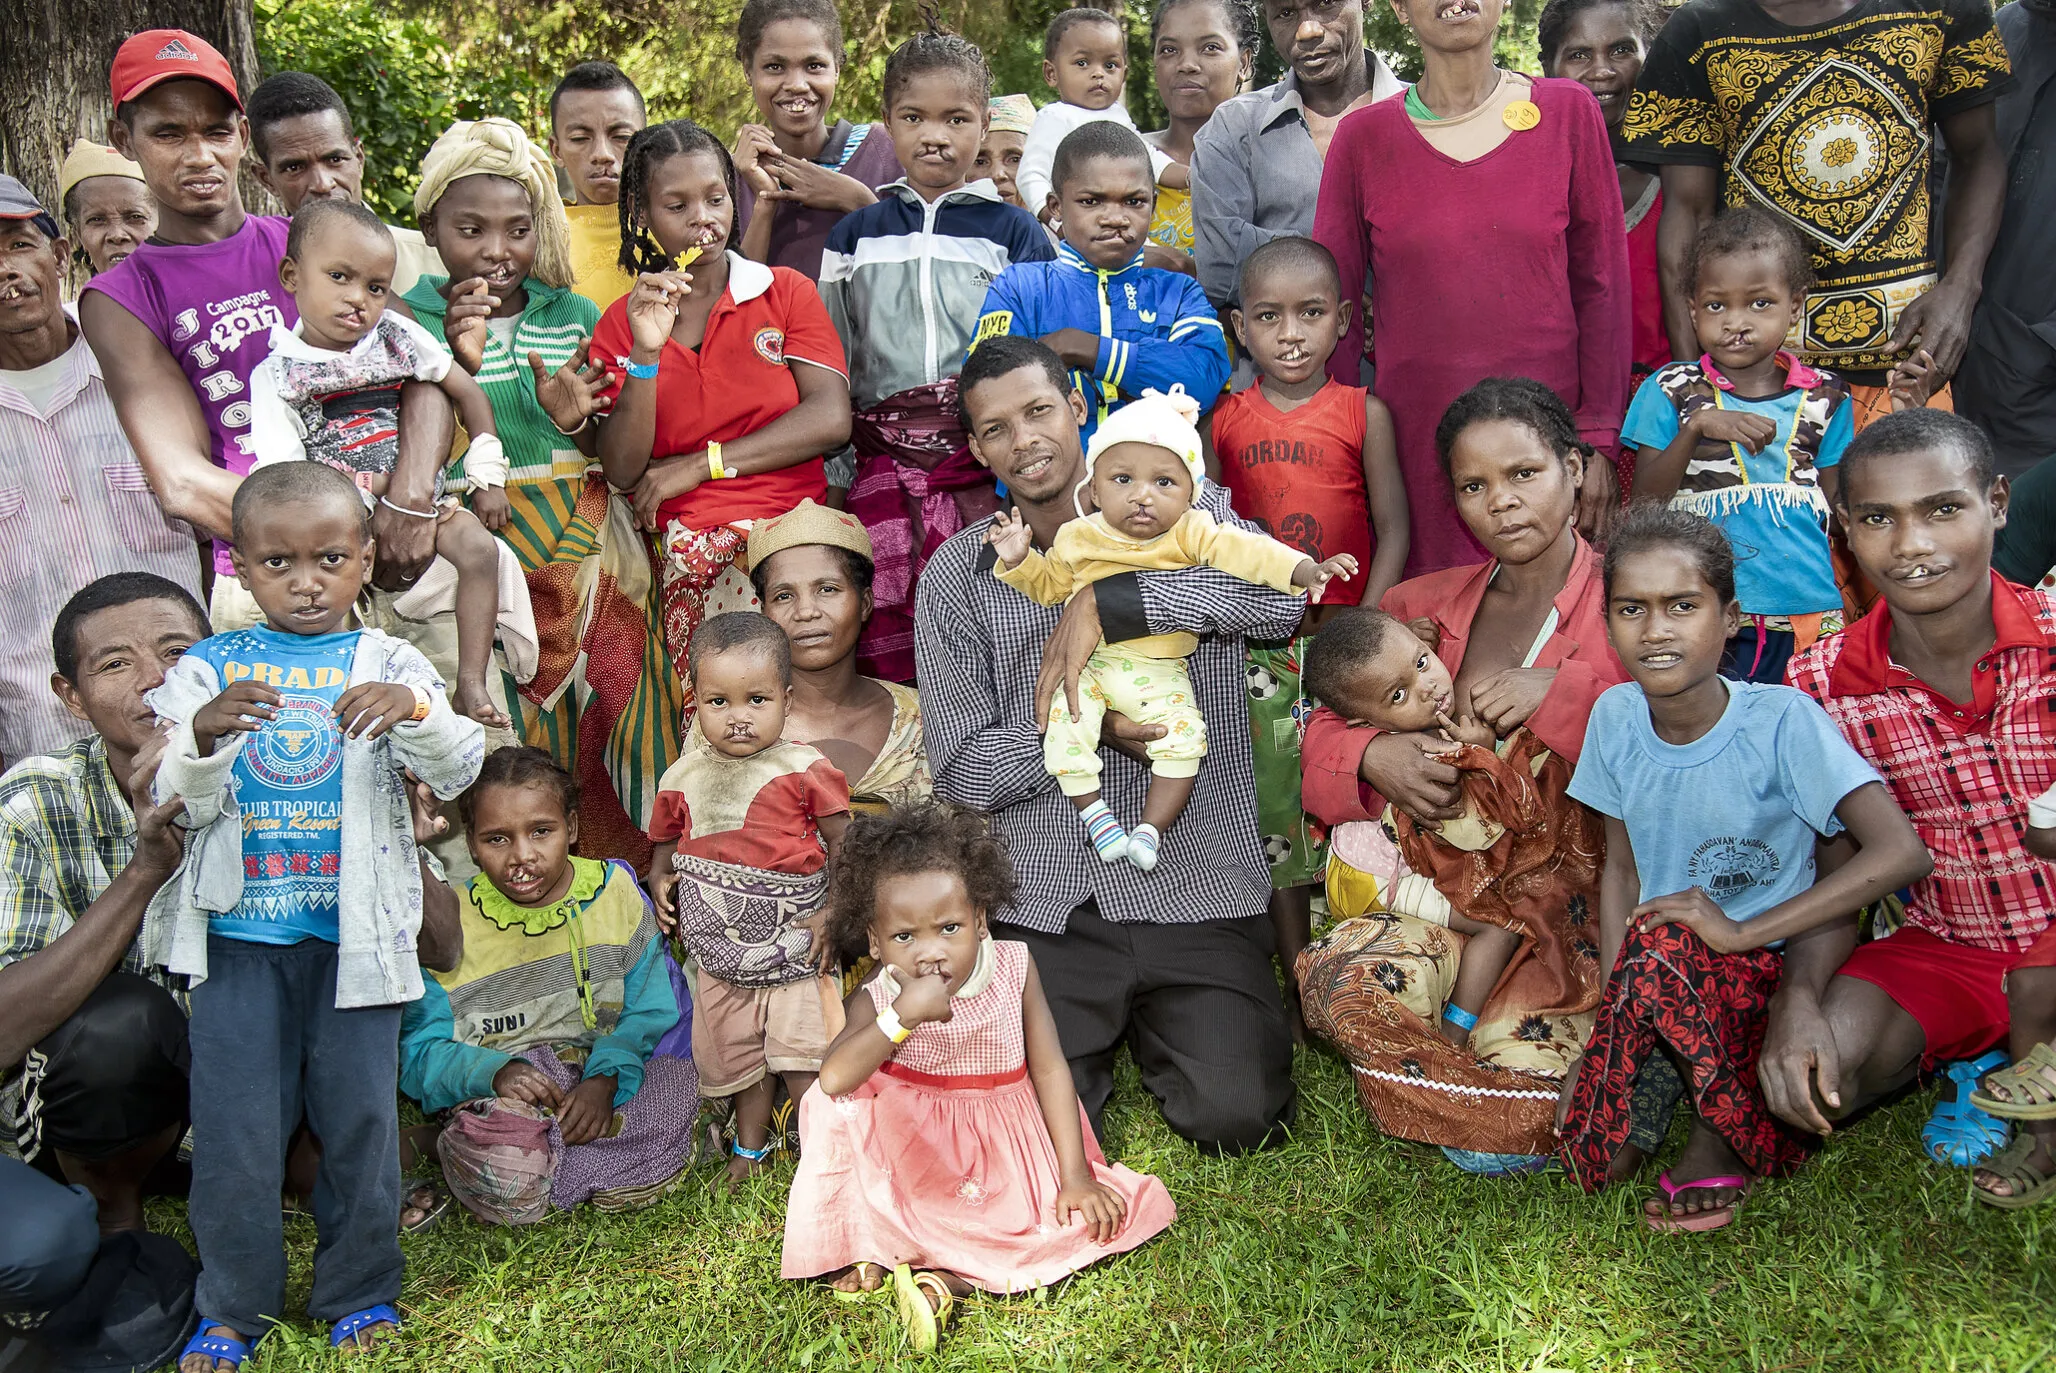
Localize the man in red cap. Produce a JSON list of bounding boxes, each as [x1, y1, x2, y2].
[[78, 29, 449, 633]]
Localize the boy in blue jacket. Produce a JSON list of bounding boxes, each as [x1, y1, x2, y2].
[[972, 121, 1229, 446]]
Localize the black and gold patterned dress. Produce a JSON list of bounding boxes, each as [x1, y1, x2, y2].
[[1619, 0, 2014, 380]]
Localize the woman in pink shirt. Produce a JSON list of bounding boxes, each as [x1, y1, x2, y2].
[[1311, 0, 1631, 575], [1296, 380, 1632, 1172]]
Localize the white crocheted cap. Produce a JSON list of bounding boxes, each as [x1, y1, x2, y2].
[[1083, 387, 1206, 491]]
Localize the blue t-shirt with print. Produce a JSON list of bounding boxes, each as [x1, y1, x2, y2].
[[1567, 680, 1880, 926], [1622, 370, 1854, 618], [185, 626, 359, 945]]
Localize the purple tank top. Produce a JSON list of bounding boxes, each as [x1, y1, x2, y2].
[[84, 215, 296, 572]]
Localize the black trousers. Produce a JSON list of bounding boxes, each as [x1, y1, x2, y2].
[[23, 972, 188, 1164], [994, 903, 1296, 1154]]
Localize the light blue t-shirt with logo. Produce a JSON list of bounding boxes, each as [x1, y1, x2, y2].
[[184, 625, 359, 945], [1568, 680, 1881, 925]]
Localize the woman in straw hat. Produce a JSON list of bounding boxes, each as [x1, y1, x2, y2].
[[747, 499, 929, 814]]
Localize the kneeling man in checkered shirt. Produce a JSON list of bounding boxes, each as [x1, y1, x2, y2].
[[915, 336, 1299, 1153]]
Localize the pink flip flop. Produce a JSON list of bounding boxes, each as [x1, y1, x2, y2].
[[1644, 1170, 1753, 1232]]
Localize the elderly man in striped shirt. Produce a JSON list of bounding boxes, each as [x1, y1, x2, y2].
[[915, 335, 1300, 1153], [0, 175, 204, 768]]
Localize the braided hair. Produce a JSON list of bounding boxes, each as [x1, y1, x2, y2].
[[882, 2, 992, 113], [616, 119, 741, 276]]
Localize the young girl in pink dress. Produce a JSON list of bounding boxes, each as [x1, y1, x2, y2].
[[781, 804, 1175, 1351]]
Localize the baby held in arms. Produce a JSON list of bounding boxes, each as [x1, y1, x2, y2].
[[986, 387, 1354, 870]]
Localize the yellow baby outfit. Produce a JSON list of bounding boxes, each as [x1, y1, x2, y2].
[[997, 507, 1308, 795]]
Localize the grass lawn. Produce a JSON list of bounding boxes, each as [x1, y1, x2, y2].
[[162, 1045, 2051, 1372]]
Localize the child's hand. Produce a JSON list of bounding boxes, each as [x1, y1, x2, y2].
[[1686, 408, 1779, 453], [1633, 887, 1755, 954], [442, 276, 497, 375], [492, 1059, 564, 1111], [1038, 328, 1101, 372], [530, 338, 607, 433], [1554, 1058, 1584, 1136], [798, 909, 835, 973], [401, 768, 448, 847], [1407, 617, 1441, 652], [1140, 243, 1194, 277], [759, 152, 877, 214], [1888, 348, 1937, 412], [470, 484, 512, 533], [192, 682, 282, 754], [1433, 710, 1495, 749], [646, 869, 680, 935], [556, 1074, 617, 1146], [893, 970, 955, 1029], [1296, 554, 1359, 603], [626, 271, 692, 356], [986, 507, 1033, 568], [1053, 1174, 1128, 1245], [334, 682, 419, 741]]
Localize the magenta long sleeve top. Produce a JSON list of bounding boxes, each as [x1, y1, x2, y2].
[[1313, 78, 1632, 576]]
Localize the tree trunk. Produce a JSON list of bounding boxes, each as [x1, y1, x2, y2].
[[0, 0, 259, 217]]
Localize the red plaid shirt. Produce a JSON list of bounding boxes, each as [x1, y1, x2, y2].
[[1787, 575, 2056, 954]]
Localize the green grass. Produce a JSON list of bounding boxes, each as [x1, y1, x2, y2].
[[158, 1047, 2053, 1372]]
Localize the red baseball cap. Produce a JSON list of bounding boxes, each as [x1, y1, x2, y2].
[[109, 29, 242, 111]]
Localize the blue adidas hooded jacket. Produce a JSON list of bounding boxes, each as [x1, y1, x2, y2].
[[971, 242, 1230, 445]]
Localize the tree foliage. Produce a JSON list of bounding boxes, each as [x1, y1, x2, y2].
[[255, 0, 1550, 219]]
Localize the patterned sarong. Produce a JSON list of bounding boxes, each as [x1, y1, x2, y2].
[[1558, 923, 1813, 1190], [1296, 734, 1605, 1156], [846, 378, 1001, 682], [435, 1045, 700, 1223], [497, 473, 683, 869], [671, 851, 829, 988], [655, 522, 760, 726]]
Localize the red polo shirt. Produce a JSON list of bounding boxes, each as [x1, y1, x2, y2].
[[594, 253, 847, 529]]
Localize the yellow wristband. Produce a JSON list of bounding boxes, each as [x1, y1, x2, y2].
[[408, 685, 433, 722], [707, 441, 728, 481], [876, 1006, 910, 1044]]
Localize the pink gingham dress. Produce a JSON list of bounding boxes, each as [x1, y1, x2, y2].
[[780, 939, 1174, 1291]]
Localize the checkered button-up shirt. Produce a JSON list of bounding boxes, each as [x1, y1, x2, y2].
[[1787, 576, 2056, 954], [915, 484, 1305, 933], [0, 734, 185, 1153]]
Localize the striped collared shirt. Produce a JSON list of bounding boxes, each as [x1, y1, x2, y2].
[[915, 484, 1304, 933], [0, 335, 204, 763]]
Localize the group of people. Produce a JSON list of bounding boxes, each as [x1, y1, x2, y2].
[[1, 0, 2054, 1364]]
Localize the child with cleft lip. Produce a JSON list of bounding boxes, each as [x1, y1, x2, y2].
[[645, 613, 852, 1187], [989, 387, 1355, 869]]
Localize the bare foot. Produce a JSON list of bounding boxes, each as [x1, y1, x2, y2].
[[721, 1150, 772, 1191], [829, 1261, 888, 1294], [180, 1325, 250, 1373], [455, 677, 511, 729], [1646, 1118, 1751, 1218]]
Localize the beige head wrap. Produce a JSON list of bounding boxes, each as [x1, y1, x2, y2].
[[988, 95, 1037, 137], [414, 118, 575, 289]]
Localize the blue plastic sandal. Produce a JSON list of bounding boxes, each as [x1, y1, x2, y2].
[[178, 1320, 253, 1369], [329, 1303, 402, 1349], [1923, 1050, 2012, 1168], [1442, 1146, 1552, 1177]]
